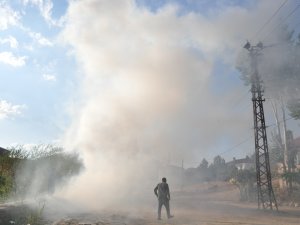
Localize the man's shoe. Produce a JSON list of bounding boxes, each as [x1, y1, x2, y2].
[[168, 215, 174, 219]]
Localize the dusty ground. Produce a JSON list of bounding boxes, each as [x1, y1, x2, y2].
[[1, 182, 300, 225]]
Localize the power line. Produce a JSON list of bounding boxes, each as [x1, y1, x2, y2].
[[219, 135, 253, 156], [185, 118, 294, 164], [184, 136, 252, 166], [262, 4, 300, 42], [266, 117, 294, 128], [246, 117, 294, 130], [186, 115, 294, 164], [185, 115, 295, 166], [289, 20, 300, 31], [214, 111, 294, 158], [232, 90, 250, 108], [251, 0, 289, 41], [237, 101, 252, 113], [283, 4, 300, 22]]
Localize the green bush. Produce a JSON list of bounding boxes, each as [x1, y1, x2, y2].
[[0, 144, 83, 200]]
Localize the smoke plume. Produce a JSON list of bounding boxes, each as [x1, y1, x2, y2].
[[53, 0, 293, 209]]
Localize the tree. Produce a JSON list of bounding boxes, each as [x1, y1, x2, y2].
[[287, 99, 300, 120], [286, 34, 300, 120], [230, 169, 256, 201], [213, 155, 225, 166], [0, 144, 83, 200], [212, 155, 228, 181], [198, 158, 208, 170], [269, 131, 284, 166]]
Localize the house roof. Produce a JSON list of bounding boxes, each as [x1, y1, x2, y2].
[[0, 147, 9, 155], [227, 156, 254, 165]]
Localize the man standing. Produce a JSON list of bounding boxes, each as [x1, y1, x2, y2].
[[154, 177, 174, 220]]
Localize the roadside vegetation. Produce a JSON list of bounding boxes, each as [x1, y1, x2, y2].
[[185, 149, 300, 205], [0, 144, 83, 225], [0, 144, 83, 202]]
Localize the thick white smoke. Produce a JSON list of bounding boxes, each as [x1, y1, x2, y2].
[[54, 0, 289, 209]]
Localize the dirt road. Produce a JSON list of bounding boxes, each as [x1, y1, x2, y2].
[[51, 182, 300, 225], [1, 182, 300, 225]]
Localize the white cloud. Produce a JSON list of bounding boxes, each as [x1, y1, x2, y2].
[[43, 73, 56, 81], [0, 100, 26, 120], [0, 2, 20, 30], [0, 36, 19, 48], [0, 52, 27, 67], [24, 44, 34, 51], [29, 31, 53, 46], [23, 0, 64, 26]]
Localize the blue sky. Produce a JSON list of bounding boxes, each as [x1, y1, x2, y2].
[[0, 0, 74, 145], [136, 0, 257, 14], [0, 0, 299, 165]]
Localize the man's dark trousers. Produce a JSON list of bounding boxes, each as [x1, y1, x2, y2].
[[158, 199, 170, 219]]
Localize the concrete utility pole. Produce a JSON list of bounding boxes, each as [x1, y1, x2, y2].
[[280, 98, 289, 172], [270, 100, 286, 172], [244, 41, 278, 210], [181, 159, 184, 191]]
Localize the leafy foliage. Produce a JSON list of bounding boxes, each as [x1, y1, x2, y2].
[[234, 169, 256, 185], [230, 169, 256, 201], [287, 98, 300, 120], [0, 145, 83, 200], [282, 171, 300, 184], [269, 132, 284, 165], [198, 158, 208, 170], [186, 156, 238, 183]]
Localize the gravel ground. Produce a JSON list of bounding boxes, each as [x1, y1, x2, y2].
[[1, 182, 300, 225]]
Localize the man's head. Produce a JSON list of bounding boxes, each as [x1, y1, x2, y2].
[[162, 177, 167, 182]]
